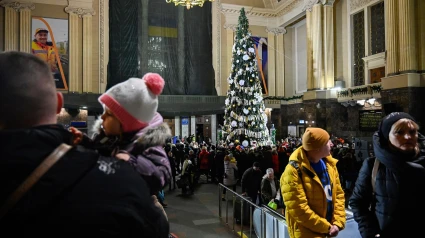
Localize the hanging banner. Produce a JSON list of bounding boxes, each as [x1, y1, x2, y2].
[[181, 117, 189, 139]]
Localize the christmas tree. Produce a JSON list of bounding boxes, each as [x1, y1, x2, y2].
[[223, 8, 270, 146]]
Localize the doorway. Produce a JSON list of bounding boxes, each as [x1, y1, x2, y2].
[[297, 125, 305, 137]]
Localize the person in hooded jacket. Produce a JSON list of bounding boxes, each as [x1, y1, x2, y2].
[[349, 112, 425, 238], [71, 73, 172, 221], [181, 155, 195, 195], [198, 146, 210, 183], [241, 162, 263, 204], [0, 51, 169, 237], [280, 127, 346, 238], [222, 154, 238, 201], [215, 146, 226, 184]]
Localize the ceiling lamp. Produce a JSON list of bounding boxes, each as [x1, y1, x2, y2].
[[166, 0, 214, 10]]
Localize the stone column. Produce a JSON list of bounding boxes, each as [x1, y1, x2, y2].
[[266, 30, 275, 96], [224, 24, 237, 95], [211, 114, 217, 144], [221, 24, 238, 95], [65, 7, 95, 93], [83, 13, 94, 93], [275, 30, 285, 96], [398, 0, 417, 73], [174, 116, 181, 137], [99, 0, 109, 92], [266, 27, 286, 96], [417, 0, 425, 73], [212, 0, 222, 95], [305, 9, 313, 90], [18, 3, 34, 53], [2, 3, 19, 51], [191, 115, 196, 139], [311, 3, 323, 89], [385, 0, 399, 76], [177, 7, 185, 94], [65, 10, 80, 92], [323, 3, 334, 89]]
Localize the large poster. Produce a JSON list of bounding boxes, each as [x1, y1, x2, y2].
[[251, 36, 268, 95], [31, 17, 68, 90]]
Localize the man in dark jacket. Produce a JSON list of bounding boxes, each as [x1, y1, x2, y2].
[[241, 162, 263, 204], [0, 51, 169, 237]]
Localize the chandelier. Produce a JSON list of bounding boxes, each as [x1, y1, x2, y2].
[[165, 0, 214, 10]]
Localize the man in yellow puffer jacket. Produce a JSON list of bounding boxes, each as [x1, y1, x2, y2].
[[280, 128, 346, 238]]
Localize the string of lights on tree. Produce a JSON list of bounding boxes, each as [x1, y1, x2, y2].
[[223, 7, 270, 146]]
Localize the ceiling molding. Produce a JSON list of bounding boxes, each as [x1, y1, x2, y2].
[[221, 3, 277, 18], [221, 0, 306, 27], [221, 3, 278, 27], [274, 0, 303, 16], [0, 0, 93, 7]]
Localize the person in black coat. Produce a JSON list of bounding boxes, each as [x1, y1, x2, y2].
[[208, 145, 216, 183], [215, 146, 226, 184], [167, 150, 177, 191], [241, 162, 263, 204], [349, 112, 425, 238], [0, 51, 169, 237]]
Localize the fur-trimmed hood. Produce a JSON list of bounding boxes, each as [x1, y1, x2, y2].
[[90, 113, 172, 194], [134, 121, 172, 151]]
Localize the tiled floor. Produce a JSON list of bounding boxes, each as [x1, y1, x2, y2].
[[164, 182, 251, 238]]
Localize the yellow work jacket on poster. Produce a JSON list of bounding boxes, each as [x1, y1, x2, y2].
[[31, 41, 58, 72], [280, 147, 346, 238]]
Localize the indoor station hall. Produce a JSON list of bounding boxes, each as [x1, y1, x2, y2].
[[1, 0, 424, 237]]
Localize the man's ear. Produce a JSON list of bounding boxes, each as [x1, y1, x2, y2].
[[56, 92, 63, 114]]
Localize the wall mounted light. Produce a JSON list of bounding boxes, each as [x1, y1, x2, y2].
[[367, 98, 376, 105], [357, 100, 365, 106]]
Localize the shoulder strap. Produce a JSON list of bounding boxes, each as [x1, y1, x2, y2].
[[371, 158, 380, 195], [0, 143, 72, 219], [289, 160, 302, 181]]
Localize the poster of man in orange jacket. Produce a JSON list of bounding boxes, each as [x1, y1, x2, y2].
[[31, 17, 68, 90]]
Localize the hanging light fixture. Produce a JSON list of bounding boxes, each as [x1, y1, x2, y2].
[[166, 0, 214, 10]]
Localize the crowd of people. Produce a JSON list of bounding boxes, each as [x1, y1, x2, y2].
[[1, 51, 425, 238]]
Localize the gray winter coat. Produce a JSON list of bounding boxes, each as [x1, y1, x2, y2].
[[223, 161, 238, 186]]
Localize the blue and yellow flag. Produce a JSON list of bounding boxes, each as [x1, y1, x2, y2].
[[148, 17, 177, 38]]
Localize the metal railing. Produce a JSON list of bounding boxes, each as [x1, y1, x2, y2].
[[218, 184, 360, 238], [219, 183, 287, 238], [218, 183, 258, 237]]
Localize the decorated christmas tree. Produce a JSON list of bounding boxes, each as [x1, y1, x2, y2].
[[223, 8, 270, 146]]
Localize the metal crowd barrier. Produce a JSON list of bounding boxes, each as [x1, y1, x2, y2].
[[218, 183, 259, 238], [218, 184, 361, 238]]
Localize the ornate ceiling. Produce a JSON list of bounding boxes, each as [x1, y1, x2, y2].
[[221, 0, 291, 9], [220, 0, 306, 28]]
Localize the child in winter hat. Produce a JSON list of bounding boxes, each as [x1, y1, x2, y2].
[[69, 73, 172, 224], [98, 73, 165, 134], [71, 73, 171, 194]]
